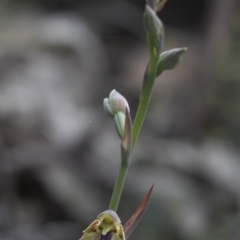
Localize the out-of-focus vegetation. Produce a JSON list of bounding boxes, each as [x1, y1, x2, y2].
[[0, 0, 240, 240]]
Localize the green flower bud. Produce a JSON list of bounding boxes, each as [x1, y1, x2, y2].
[[157, 47, 187, 76], [103, 90, 130, 139], [103, 90, 129, 117], [143, 5, 164, 57]]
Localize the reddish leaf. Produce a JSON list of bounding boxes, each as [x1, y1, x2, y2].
[[123, 185, 154, 239], [121, 108, 132, 154]]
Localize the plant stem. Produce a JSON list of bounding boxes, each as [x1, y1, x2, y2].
[[132, 49, 158, 148], [109, 164, 128, 211], [109, 31, 159, 212], [109, 37, 158, 211], [109, 109, 132, 212]]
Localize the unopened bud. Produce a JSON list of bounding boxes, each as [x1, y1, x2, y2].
[[156, 47, 187, 76], [103, 90, 129, 117], [103, 90, 130, 139], [143, 5, 164, 56]]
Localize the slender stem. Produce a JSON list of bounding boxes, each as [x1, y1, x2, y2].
[[109, 164, 128, 211], [109, 109, 132, 212], [132, 52, 158, 148], [109, 35, 159, 211], [109, 22, 160, 211]]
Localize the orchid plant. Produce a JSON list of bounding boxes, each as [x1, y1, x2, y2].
[[79, 0, 187, 240]]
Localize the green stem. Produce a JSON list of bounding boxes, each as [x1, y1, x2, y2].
[[109, 109, 132, 212], [132, 54, 158, 148], [109, 32, 159, 211], [109, 164, 128, 211]]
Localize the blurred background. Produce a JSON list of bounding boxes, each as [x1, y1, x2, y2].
[[0, 0, 240, 240]]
